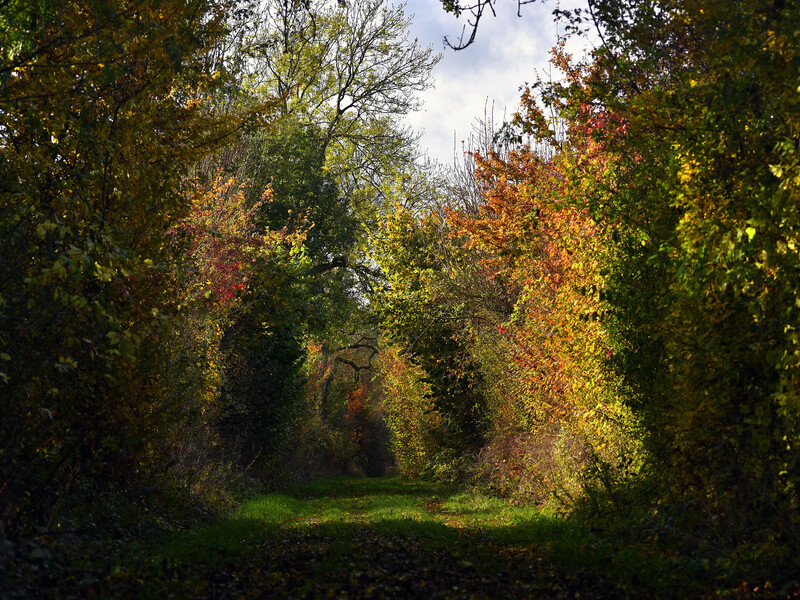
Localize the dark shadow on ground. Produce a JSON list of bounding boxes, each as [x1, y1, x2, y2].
[[27, 477, 709, 599]]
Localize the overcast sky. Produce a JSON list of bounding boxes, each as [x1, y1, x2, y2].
[[400, 0, 591, 166]]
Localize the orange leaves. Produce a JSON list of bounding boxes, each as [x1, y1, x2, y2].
[[345, 383, 371, 442], [447, 145, 587, 296], [173, 172, 306, 310], [447, 138, 600, 407], [439, 78, 636, 494]]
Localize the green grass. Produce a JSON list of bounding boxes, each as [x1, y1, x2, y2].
[[158, 477, 553, 554], [143, 476, 697, 598], [16, 476, 779, 598]]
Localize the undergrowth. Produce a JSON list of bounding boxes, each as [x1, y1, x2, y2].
[[6, 477, 794, 599]]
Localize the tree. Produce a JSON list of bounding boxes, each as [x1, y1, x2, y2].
[[0, 0, 251, 532], [436, 0, 545, 49], [242, 0, 440, 259], [374, 205, 489, 459], [529, 0, 800, 565], [191, 0, 441, 473]]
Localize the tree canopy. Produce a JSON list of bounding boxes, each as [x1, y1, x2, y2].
[[3, 0, 800, 591]]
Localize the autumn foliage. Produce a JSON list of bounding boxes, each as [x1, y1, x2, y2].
[[0, 0, 300, 533], [377, 0, 800, 579], [3, 0, 800, 589]]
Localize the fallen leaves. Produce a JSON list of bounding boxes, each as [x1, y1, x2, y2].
[[9, 478, 769, 599], [187, 526, 627, 600]]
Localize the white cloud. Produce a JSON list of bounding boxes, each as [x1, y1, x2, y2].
[[400, 0, 592, 165]]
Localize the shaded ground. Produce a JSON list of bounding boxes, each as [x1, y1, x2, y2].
[[7, 477, 783, 598], [191, 530, 627, 599]]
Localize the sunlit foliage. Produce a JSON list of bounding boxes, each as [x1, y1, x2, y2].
[[0, 0, 253, 532]]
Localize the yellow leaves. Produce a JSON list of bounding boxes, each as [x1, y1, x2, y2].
[[678, 156, 701, 185], [55, 355, 78, 372], [93, 262, 116, 282], [183, 95, 203, 110]]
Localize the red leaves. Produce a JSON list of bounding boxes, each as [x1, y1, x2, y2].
[[446, 134, 601, 416], [345, 384, 371, 440], [172, 173, 302, 310], [438, 68, 635, 485]]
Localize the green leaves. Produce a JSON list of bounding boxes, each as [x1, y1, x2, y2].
[[0, 0, 249, 533], [535, 0, 800, 569]]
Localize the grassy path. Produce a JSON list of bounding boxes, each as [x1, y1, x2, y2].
[[156, 477, 625, 598], [48, 477, 705, 598]]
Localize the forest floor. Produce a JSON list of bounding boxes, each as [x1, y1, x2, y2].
[[6, 477, 780, 599]]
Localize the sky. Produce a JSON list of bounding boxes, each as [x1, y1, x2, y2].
[[400, 0, 591, 166]]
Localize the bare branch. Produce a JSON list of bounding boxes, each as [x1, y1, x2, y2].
[[444, 0, 496, 50]]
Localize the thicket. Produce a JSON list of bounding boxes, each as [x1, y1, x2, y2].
[[3, 0, 799, 588], [373, 0, 800, 581], [0, 0, 264, 534], [0, 0, 435, 541]]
